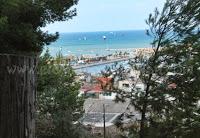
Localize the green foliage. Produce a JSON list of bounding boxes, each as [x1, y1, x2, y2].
[[0, 0, 78, 54], [144, 0, 200, 137], [36, 51, 88, 138], [103, 0, 200, 137]]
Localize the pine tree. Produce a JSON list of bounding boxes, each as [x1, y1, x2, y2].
[[0, 1, 78, 137], [0, 0, 78, 54], [36, 51, 87, 138], [105, 0, 200, 137]]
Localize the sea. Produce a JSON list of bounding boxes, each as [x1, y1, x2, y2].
[[44, 30, 153, 74], [45, 30, 152, 57]]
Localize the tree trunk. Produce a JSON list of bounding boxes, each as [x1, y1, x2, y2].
[[0, 54, 37, 138], [140, 103, 147, 138]]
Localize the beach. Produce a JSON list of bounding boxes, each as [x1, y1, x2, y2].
[[45, 30, 153, 74]]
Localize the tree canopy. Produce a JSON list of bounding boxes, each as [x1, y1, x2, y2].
[[36, 50, 89, 138], [0, 0, 78, 54], [102, 0, 200, 137]]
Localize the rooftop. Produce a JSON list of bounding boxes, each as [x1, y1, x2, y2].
[[84, 98, 130, 114]]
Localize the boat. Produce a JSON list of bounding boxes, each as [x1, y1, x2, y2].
[[102, 35, 107, 40], [83, 36, 87, 40]]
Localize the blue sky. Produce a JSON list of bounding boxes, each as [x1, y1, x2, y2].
[[44, 0, 166, 33]]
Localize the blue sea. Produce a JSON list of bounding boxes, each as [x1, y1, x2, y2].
[[45, 30, 153, 74], [45, 30, 152, 57]]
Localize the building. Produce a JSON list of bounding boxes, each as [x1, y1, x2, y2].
[[80, 98, 140, 137], [117, 80, 133, 92], [96, 77, 113, 91]]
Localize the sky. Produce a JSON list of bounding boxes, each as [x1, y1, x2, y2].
[[43, 0, 166, 33]]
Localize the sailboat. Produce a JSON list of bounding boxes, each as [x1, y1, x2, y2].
[[103, 36, 110, 51], [102, 35, 107, 40]]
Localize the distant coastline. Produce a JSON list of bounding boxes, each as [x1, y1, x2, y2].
[[44, 30, 153, 57], [58, 29, 147, 34]]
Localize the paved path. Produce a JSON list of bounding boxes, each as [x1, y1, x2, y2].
[[72, 57, 132, 70]]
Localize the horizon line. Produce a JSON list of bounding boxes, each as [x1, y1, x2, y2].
[[52, 29, 147, 34]]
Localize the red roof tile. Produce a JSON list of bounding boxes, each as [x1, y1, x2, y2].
[[91, 85, 103, 93], [96, 77, 112, 84]]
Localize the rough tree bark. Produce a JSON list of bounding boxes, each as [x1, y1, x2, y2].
[[0, 54, 37, 138]]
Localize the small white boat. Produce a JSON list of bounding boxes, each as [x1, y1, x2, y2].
[[102, 35, 107, 40]]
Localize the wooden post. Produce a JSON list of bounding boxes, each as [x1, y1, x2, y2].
[[0, 54, 37, 138]]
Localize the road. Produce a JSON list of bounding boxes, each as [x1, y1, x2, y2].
[[72, 57, 132, 70]]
